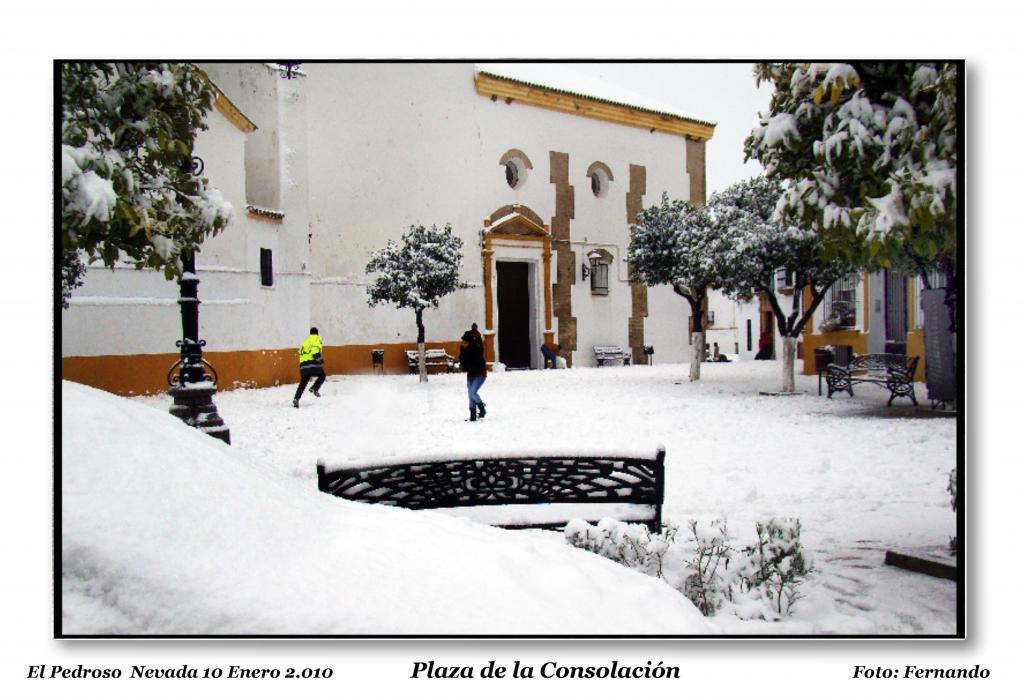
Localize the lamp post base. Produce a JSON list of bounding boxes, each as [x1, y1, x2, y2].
[[169, 383, 231, 444]]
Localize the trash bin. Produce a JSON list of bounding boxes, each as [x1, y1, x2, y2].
[[813, 347, 834, 396], [371, 349, 385, 374], [813, 347, 834, 372]]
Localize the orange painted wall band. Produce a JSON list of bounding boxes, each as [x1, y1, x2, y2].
[[62, 340, 465, 397]]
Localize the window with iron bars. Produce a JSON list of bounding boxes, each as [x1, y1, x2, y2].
[[822, 274, 858, 330], [774, 267, 795, 292]]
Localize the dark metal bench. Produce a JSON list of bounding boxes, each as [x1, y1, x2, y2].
[[316, 448, 666, 532], [594, 345, 632, 367], [825, 353, 920, 406], [405, 349, 456, 374]]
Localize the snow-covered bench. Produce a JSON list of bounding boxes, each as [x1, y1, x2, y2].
[[825, 353, 920, 406], [316, 447, 666, 533], [594, 345, 631, 367], [405, 349, 456, 374]]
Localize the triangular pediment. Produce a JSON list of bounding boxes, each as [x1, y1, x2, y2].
[[484, 205, 549, 237]]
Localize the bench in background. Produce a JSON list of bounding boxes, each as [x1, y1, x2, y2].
[[825, 353, 920, 406], [316, 448, 666, 533], [405, 349, 456, 374], [594, 345, 632, 367]]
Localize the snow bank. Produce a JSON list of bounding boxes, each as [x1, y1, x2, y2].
[[61, 381, 712, 635]]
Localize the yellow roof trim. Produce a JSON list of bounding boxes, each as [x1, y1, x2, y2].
[[212, 86, 257, 133], [475, 72, 715, 141], [195, 68, 258, 133]]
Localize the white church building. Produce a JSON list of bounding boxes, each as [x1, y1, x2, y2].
[[62, 62, 727, 395]]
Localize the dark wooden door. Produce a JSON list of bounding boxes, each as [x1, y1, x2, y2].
[[496, 261, 531, 369], [884, 269, 908, 354], [761, 310, 775, 358]]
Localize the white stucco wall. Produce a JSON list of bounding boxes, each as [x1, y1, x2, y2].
[[62, 65, 312, 358], [302, 63, 696, 363], [63, 63, 715, 371], [733, 298, 762, 361]]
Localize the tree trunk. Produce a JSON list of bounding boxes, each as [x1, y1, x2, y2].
[[689, 332, 704, 382], [675, 287, 705, 383], [415, 308, 427, 384], [781, 336, 798, 393]]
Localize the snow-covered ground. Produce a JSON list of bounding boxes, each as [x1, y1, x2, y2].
[[63, 359, 957, 635], [62, 380, 712, 635]]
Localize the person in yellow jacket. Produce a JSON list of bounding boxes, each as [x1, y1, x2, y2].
[[293, 327, 326, 408]]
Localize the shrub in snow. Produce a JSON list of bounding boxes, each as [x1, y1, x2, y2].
[[736, 517, 812, 617], [567, 516, 813, 620], [948, 467, 958, 555], [564, 518, 678, 579], [679, 519, 733, 616], [948, 467, 958, 511]]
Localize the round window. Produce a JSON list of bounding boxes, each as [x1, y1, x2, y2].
[[506, 161, 520, 188], [588, 166, 610, 198]]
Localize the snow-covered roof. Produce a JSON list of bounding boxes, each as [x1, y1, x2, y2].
[[476, 63, 716, 134]]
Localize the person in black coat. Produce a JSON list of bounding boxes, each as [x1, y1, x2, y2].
[[459, 324, 487, 421]]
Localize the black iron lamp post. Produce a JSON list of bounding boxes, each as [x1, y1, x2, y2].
[[167, 155, 230, 443]]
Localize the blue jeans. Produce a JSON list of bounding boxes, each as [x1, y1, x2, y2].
[[541, 346, 558, 369], [467, 375, 486, 409]]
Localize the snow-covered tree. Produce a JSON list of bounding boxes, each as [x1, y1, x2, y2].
[[712, 178, 859, 393], [365, 224, 467, 383], [61, 62, 233, 308], [745, 62, 958, 333], [628, 194, 732, 381]]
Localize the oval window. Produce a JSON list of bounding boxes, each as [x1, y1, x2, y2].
[[506, 161, 520, 188]]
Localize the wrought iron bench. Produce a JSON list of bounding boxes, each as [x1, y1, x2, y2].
[[594, 345, 632, 367], [316, 448, 666, 533], [825, 353, 920, 406], [405, 349, 456, 374]]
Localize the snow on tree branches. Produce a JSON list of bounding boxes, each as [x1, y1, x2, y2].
[[711, 177, 858, 393], [60, 63, 234, 308], [629, 194, 730, 381], [365, 223, 467, 382], [365, 223, 466, 312], [629, 179, 858, 392], [745, 62, 957, 272]]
